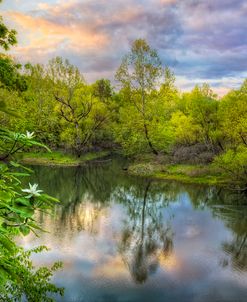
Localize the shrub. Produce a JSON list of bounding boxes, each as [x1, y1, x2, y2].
[[214, 146, 247, 186]]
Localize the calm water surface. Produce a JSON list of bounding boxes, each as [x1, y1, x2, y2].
[[20, 159, 247, 302]]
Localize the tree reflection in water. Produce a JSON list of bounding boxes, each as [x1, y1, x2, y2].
[[214, 193, 247, 272], [116, 180, 174, 283], [189, 187, 247, 273]]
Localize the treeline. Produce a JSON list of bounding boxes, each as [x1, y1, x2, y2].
[[0, 39, 246, 184]]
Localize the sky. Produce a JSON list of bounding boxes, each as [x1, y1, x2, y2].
[[1, 0, 247, 95]]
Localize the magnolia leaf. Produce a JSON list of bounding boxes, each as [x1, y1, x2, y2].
[[20, 225, 30, 236]]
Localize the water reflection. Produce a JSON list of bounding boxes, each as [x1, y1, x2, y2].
[[19, 159, 247, 302], [217, 200, 247, 272], [117, 181, 174, 283]]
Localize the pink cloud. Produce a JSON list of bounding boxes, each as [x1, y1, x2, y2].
[[9, 11, 109, 52]]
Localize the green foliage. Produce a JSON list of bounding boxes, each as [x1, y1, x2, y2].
[[0, 11, 17, 50], [1, 246, 63, 302], [219, 80, 247, 147], [170, 111, 199, 144], [214, 145, 247, 184], [115, 38, 162, 91], [0, 85, 63, 299], [47, 57, 110, 154], [20, 63, 60, 146], [0, 55, 27, 92], [179, 84, 220, 147], [0, 32, 246, 187], [92, 79, 113, 102], [115, 39, 176, 155], [0, 128, 50, 160], [0, 5, 60, 299], [0, 150, 63, 300]]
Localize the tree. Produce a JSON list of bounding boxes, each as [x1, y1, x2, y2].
[[178, 84, 221, 150], [49, 57, 108, 155], [213, 81, 247, 189], [219, 80, 247, 148], [92, 79, 112, 103], [20, 63, 60, 146], [115, 39, 163, 155], [214, 145, 247, 189], [49, 57, 88, 154], [0, 55, 27, 92], [0, 1, 17, 50]]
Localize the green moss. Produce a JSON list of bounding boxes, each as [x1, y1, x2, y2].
[[128, 162, 227, 185], [19, 151, 110, 166]]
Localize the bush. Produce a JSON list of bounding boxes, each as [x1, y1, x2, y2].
[[214, 146, 247, 185], [172, 143, 218, 164]]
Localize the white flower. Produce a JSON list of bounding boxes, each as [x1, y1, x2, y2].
[[22, 183, 43, 197], [25, 131, 35, 139]]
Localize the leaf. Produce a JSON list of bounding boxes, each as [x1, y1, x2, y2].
[[10, 205, 34, 218], [0, 191, 12, 202], [15, 197, 31, 207], [40, 194, 59, 203], [10, 161, 33, 173], [0, 235, 15, 252], [20, 225, 30, 236]]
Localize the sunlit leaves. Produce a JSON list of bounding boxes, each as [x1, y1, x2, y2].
[[0, 128, 50, 160], [0, 126, 62, 300], [0, 15, 17, 51]]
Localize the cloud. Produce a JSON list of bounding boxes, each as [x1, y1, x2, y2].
[[176, 75, 246, 97], [9, 11, 109, 50], [2, 0, 246, 93]]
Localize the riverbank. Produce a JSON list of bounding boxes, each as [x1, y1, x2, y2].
[[127, 162, 227, 185], [19, 150, 110, 166], [19, 151, 237, 186]]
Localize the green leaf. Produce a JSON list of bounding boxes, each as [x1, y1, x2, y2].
[[20, 225, 30, 236], [0, 235, 15, 252], [15, 197, 31, 207]]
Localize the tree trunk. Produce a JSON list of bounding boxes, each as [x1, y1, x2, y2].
[[75, 122, 81, 157], [143, 123, 158, 155], [141, 181, 151, 244]]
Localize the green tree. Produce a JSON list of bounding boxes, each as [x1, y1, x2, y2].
[[92, 78, 112, 103], [219, 80, 247, 148], [48, 57, 88, 154], [213, 81, 247, 188], [0, 1, 17, 50], [115, 39, 163, 155], [214, 145, 247, 188], [49, 57, 108, 155], [179, 84, 221, 150], [0, 54, 27, 92], [20, 63, 60, 146]]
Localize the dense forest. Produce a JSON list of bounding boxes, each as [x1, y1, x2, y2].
[[0, 38, 246, 187]]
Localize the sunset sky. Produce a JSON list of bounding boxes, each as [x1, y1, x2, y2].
[[1, 0, 247, 95]]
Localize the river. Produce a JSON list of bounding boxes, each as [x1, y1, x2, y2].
[[19, 158, 247, 302]]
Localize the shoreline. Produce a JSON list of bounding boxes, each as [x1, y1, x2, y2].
[[18, 151, 241, 187], [19, 151, 110, 166], [127, 162, 229, 186]]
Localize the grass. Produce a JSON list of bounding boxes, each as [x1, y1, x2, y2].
[[128, 162, 226, 185], [19, 150, 110, 166], [19, 150, 228, 185]]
